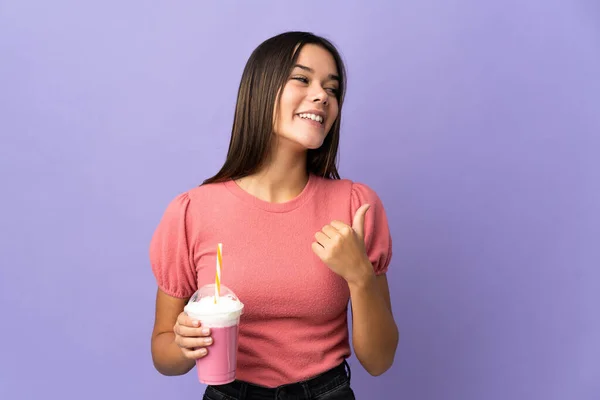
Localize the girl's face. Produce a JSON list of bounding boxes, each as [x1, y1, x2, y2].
[[273, 44, 340, 151]]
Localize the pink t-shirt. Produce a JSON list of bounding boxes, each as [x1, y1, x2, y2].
[[149, 174, 392, 387]]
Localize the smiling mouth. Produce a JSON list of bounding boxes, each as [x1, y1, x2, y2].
[[297, 113, 324, 125]]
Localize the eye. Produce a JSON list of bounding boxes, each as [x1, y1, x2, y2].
[[291, 76, 309, 84], [326, 87, 339, 95]]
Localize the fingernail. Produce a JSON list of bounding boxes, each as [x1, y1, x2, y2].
[[199, 348, 207, 355], [204, 337, 212, 345], [202, 328, 210, 335], [193, 320, 200, 327]]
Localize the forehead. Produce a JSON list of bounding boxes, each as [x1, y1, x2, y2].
[[295, 44, 338, 75]]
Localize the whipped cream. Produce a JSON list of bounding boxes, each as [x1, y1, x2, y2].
[[184, 295, 244, 327]]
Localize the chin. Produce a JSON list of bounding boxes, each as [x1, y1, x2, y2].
[[277, 133, 325, 151], [296, 131, 328, 150], [298, 138, 326, 150], [275, 125, 330, 150]]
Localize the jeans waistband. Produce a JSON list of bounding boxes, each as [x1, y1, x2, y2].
[[209, 360, 351, 399]]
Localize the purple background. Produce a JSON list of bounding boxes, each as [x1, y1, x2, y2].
[[1, 1, 599, 399]]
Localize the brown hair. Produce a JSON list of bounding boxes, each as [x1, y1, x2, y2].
[[202, 31, 347, 185]]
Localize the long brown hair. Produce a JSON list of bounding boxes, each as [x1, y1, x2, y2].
[[202, 31, 347, 185]]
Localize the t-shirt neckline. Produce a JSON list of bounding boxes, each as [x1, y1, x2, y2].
[[222, 174, 319, 213]]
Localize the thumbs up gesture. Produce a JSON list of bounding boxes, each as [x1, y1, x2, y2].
[[311, 204, 375, 285]]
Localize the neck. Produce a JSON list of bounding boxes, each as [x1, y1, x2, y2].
[[236, 139, 309, 203]]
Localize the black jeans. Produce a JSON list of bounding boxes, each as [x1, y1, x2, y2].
[[203, 360, 355, 400]]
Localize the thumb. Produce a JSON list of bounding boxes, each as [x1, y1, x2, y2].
[[352, 204, 371, 240]]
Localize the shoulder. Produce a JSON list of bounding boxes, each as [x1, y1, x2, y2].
[[311, 175, 356, 200], [349, 181, 383, 206], [314, 176, 381, 198], [347, 181, 390, 227], [159, 183, 216, 209], [163, 182, 230, 212], [185, 181, 228, 202], [312, 175, 386, 207], [156, 181, 230, 226], [159, 191, 191, 217], [312, 176, 388, 220]]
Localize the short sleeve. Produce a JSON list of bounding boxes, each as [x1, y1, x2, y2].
[[350, 183, 393, 275], [149, 192, 198, 298]]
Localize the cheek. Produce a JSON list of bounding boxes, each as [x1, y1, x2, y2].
[[274, 98, 292, 129], [278, 87, 297, 110], [276, 101, 292, 125], [328, 105, 340, 128]]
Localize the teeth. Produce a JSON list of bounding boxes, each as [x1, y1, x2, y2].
[[299, 113, 324, 123]]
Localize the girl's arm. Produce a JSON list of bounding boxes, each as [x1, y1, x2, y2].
[[348, 272, 398, 376]]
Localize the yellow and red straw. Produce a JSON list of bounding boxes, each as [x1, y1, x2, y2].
[[214, 243, 223, 303]]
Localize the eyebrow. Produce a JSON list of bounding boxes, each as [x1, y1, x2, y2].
[[293, 64, 340, 82]]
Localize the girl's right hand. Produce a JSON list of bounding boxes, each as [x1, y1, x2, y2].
[[173, 311, 213, 360]]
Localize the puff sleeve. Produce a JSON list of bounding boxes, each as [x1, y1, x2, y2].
[[149, 192, 198, 298], [350, 183, 393, 275]]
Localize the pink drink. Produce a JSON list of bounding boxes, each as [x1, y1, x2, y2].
[[196, 324, 239, 384], [184, 284, 244, 385]]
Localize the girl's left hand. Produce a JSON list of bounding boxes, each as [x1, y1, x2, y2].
[[311, 204, 375, 285]]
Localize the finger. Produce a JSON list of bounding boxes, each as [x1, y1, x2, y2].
[[175, 323, 211, 338], [314, 231, 331, 246], [329, 220, 352, 237], [312, 241, 325, 257], [182, 347, 209, 360], [179, 313, 201, 328], [178, 335, 213, 350], [321, 224, 340, 238], [352, 204, 371, 240], [329, 220, 348, 231]]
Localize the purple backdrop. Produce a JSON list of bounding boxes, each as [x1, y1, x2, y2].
[[1, 1, 599, 399]]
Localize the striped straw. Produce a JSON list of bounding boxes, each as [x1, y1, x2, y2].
[[214, 243, 223, 303]]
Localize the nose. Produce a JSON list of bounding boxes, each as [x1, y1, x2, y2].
[[311, 84, 329, 106]]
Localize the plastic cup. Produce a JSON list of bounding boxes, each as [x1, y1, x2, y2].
[[184, 284, 244, 385]]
